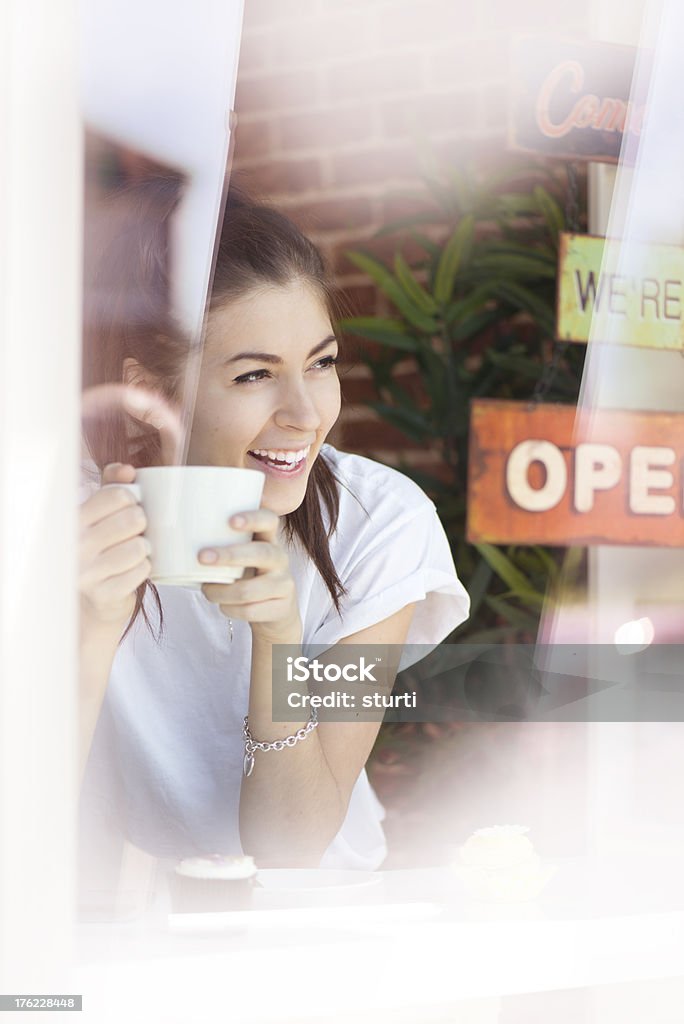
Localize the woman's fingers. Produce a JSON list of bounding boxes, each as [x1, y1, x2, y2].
[[198, 508, 283, 577], [86, 559, 152, 616], [80, 476, 140, 530], [101, 462, 137, 486], [197, 509, 301, 637], [80, 465, 150, 604], [80, 534, 152, 589], [80, 499, 147, 556], [201, 570, 293, 607], [227, 508, 280, 542], [198, 539, 286, 574], [216, 599, 292, 623], [79, 462, 152, 628]]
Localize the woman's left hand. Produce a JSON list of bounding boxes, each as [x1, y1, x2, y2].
[[198, 509, 302, 645]]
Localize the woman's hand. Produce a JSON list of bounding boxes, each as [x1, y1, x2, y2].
[[199, 509, 302, 645], [79, 462, 152, 633]]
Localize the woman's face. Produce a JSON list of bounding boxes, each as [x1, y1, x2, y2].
[[186, 279, 341, 515]]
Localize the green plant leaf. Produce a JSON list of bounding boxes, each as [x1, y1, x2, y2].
[[484, 596, 540, 631], [492, 192, 542, 218], [451, 309, 500, 344], [433, 214, 475, 304], [340, 316, 419, 352], [476, 543, 546, 608], [533, 185, 565, 243], [368, 402, 431, 443], [447, 167, 474, 214], [421, 173, 461, 217], [394, 253, 439, 315], [374, 211, 444, 238], [408, 231, 441, 257], [472, 252, 557, 280], [509, 547, 551, 586], [486, 350, 543, 381], [480, 239, 557, 259], [530, 545, 560, 582], [413, 344, 449, 418], [486, 280, 555, 335], [442, 286, 491, 328], [466, 557, 494, 621], [381, 378, 440, 431], [480, 162, 555, 195], [496, 589, 546, 610], [346, 251, 439, 333], [560, 545, 585, 583], [451, 624, 524, 643]]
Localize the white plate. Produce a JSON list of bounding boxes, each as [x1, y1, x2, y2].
[[168, 901, 440, 933], [256, 869, 382, 895]]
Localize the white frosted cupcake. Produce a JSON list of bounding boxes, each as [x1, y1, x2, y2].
[[455, 826, 553, 902], [170, 854, 257, 913]]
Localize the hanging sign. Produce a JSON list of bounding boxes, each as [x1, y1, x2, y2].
[[467, 399, 684, 547], [557, 232, 684, 350], [509, 37, 643, 163]]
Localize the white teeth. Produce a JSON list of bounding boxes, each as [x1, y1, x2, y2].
[[250, 445, 310, 465]]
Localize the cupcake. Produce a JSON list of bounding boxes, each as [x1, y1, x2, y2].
[[454, 825, 554, 902], [169, 854, 257, 913]]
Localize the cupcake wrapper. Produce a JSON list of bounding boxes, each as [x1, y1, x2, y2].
[[169, 874, 255, 914]]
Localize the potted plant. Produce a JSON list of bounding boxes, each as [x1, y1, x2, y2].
[[340, 157, 586, 643]]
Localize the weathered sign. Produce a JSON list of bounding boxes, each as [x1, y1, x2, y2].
[[467, 399, 684, 546], [557, 232, 684, 350], [509, 37, 643, 163]]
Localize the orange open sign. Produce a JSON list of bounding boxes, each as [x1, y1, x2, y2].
[[467, 399, 684, 547]]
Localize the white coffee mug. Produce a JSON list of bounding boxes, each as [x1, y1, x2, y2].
[[107, 466, 265, 587]]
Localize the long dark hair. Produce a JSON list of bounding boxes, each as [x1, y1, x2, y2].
[[83, 184, 346, 640], [210, 192, 346, 612]]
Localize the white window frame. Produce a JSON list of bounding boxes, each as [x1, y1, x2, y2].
[[0, 0, 81, 990]]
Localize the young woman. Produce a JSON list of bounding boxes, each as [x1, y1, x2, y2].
[[79, 191, 469, 874]]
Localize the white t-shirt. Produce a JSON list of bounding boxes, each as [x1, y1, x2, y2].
[[80, 446, 469, 871]]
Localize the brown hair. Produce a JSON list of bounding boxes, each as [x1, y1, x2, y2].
[[209, 192, 346, 615], [83, 183, 346, 640]]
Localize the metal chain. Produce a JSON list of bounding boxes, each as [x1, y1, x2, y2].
[[242, 709, 319, 776], [530, 163, 580, 405]]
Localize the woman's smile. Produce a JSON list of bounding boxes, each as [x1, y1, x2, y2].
[[247, 444, 312, 476]]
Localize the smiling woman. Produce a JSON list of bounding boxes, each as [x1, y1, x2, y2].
[[187, 278, 341, 515], [78, 189, 470, 896]]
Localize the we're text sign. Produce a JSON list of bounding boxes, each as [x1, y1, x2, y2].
[[467, 400, 684, 547], [557, 233, 684, 350]]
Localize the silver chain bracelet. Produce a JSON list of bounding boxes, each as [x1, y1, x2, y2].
[[242, 709, 319, 777]]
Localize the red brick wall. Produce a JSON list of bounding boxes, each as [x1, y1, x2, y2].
[[230, 0, 590, 466]]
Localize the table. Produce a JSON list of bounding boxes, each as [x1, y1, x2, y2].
[[74, 857, 684, 1024]]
